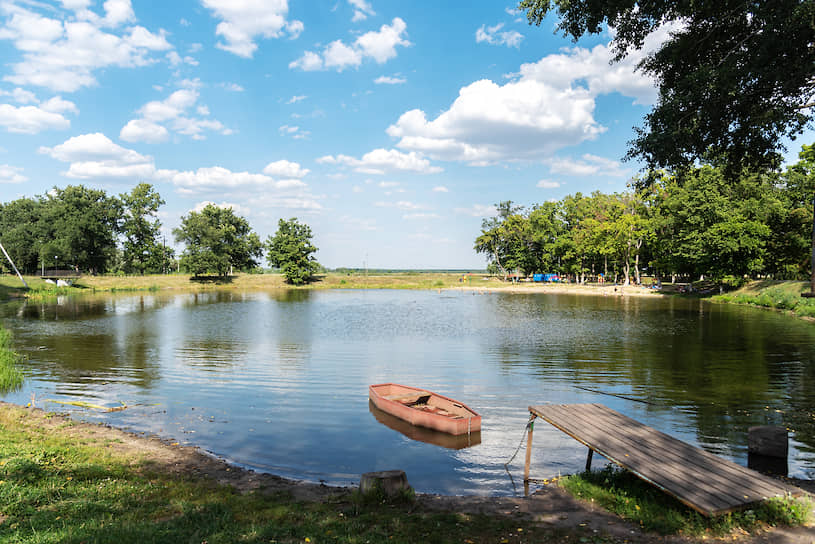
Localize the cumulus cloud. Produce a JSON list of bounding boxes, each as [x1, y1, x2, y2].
[[385, 28, 668, 165], [262, 159, 309, 178], [317, 148, 442, 175], [432, 186, 449, 193], [286, 95, 307, 104], [120, 88, 231, 142], [120, 119, 169, 143], [278, 124, 310, 140], [201, 0, 303, 58], [191, 200, 250, 215], [0, 164, 27, 184], [290, 18, 410, 71], [476, 23, 523, 48], [0, 91, 77, 134], [39, 132, 157, 179], [0, 2, 172, 92], [536, 179, 561, 188], [546, 154, 629, 178], [374, 200, 424, 211]]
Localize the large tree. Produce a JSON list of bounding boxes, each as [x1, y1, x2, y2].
[[42, 185, 122, 274], [120, 183, 168, 274], [0, 197, 44, 274], [265, 218, 320, 285], [520, 0, 815, 174], [173, 204, 262, 277]]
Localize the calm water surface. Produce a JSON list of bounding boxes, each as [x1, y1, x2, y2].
[[2, 289, 814, 495]]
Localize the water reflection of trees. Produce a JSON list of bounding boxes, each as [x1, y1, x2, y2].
[[488, 294, 815, 458]]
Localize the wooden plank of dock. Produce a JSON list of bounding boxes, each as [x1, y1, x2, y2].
[[527, 403, 801, 517]]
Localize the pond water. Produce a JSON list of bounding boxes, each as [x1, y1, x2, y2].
[[2, 289, 814, 495]]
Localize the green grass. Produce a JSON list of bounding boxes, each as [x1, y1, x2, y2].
[[711, 280, 815, 318], [0, 405, 623, 544], [0, 327, 24, 393], [561, 465, 811, 537]]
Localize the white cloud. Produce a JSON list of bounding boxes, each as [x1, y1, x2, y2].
[[348, 0, 374, 22], [290, 18, 410, 72], [403, 212, 440, 220], [220, 82, 244, 92], [120, 119, 169, 143], [192, 200, 250, 215], [378, 181, 398, 188], [0, 164, 27, 184], [0, 88, 37, 104], [386, 28, 668, 165], [536, 179, 561, 188], [39, 132, 156, 179], [374, 200, 424, 211], [476, 23, 523, 48], [286, 94, 307, 104], [121, 88, 230, 142], [432, 185, 449, 193], [201, 0, 303, 58], [317, 148, 441, 175], [278, 124, 310, 139], [454, 204, 498, 217], [262, 159, 309, 178], [374, 75, 406, 85], [0, 103, 72, 134], [40, 96, 78, 114], [167, 51, 198, 67], [0, 2, 172, 92], [546, 154, 629, 178]]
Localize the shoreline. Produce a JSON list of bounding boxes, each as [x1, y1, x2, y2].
[[1, 401, 813, 543]]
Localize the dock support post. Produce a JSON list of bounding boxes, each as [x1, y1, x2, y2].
[[585, 448, 593, 471], [524, 415, 536, 482]]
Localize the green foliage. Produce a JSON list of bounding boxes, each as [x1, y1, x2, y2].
[[265, 218, 320, 285], [0, 326, 24, 393], [174, 204, 262, 277], [562, 465, 811, 536], [475, 153, 814, 283], [120, 183, 171, 275], [713, 283, 815, 317], [520, 1, 815, 174]]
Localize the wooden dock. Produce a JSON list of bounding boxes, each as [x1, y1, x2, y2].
[[525, 403, 801, 516]]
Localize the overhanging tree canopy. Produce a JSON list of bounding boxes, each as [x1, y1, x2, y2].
[[520, 0, 815, 174]]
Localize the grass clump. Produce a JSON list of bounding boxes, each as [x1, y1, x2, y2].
[[561, 465, 811, 537], [0, 326, 24, 393]]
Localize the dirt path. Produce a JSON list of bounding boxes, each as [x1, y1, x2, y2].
[[4, 403, 813, 543]]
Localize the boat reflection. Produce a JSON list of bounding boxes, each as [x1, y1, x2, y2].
[[368, 401, 481, 450]]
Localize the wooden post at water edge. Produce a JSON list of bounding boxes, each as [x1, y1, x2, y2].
[[523, 415, 536, 482]]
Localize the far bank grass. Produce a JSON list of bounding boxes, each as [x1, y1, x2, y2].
[[0, 404, 617, 544], [562, 465, 811, 537], [0, 272, 495, 299], [711, 280, 815, 318]]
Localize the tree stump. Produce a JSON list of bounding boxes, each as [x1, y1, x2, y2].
[[359, 470, 411, 497]]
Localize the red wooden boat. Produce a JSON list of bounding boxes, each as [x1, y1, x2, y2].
[[368, 383, 481, 436]]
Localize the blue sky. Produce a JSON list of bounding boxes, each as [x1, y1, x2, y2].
[[0, 1, 807, 269]]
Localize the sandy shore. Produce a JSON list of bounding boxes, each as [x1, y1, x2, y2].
[[447, 282, 667, 298]]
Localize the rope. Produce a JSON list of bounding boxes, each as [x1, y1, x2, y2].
[[504, 415, 536, 468]]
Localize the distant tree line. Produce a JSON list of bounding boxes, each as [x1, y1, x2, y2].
[[476, 147, 815, 284], [0, 183, 320, 284]]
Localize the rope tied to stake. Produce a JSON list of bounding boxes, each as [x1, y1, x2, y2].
[[504, 414, 536, 468]]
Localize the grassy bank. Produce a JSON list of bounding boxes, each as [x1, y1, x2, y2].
[[561, 466, 811, 537], [0, 403, 623, 544], [711, 280, 815, 318], [0, 272, 495, 300]]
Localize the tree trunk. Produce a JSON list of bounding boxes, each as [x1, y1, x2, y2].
[[810, 192, 815, 294], [634, 238, 643, 285]]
